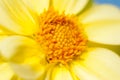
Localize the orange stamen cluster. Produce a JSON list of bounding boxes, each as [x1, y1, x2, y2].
[[33, 8, 87, 64]]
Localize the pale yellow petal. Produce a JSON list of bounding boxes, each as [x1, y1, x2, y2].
[[0, 63, 14, 80], [84, 22, 120, 45], [0, 35, 47, 70], [10, 63, 39, 80], [80, 4, 120, 23], [23, 54, 47, 79], [76, 48, 120, 80], [0, 0, 39, 35], [70, 61, 100, 80], [52, 0, 89, 14], [0, 36, 8, 63], [43, 64, 55, 80], [0, 35, 47, 79], [51, 64, 73, 80], [23, 0, 49, 14], [0, 36, 37, 61], [79, 5, 120, 45]]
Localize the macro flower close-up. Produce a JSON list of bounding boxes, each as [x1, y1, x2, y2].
[[0, 0, 120, 80]]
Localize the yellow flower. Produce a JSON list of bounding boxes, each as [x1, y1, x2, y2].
[[0, 0, 120, 80]]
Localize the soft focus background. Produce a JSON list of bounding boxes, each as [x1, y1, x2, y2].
[[94, 0, 120, 7]]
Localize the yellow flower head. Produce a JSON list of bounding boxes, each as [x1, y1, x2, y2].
[[0, 0, 120, 80]]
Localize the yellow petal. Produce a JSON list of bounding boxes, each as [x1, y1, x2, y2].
[[43, 64, 55, 80], [70, 61, 100, 80], [51, 64, 73, 80], [0, 54, 5, 63], [23, 0, 49, 14], [23, 54, 47, 78], [10, 63, 39, 80], [0, 35, 7, 42], [52, 0, 90, 14], [0, 36, 38, 61], [75, 48, 120, 80], [0, 0, 39, 35], [11, 75, 23, 80], [84, 22, 120, 45], [0, 63, 14, 80], [0, 36, 8, 63], [0, 36, 7, 63], [0, 35, 47, 79], [80, 5, 120, 45], [36, 63, 57, 80], [80, 4, 120, 23], [0, 25, 15, 35]]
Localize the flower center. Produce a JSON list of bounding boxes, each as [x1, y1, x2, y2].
[[33, 8, 87, 64]]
